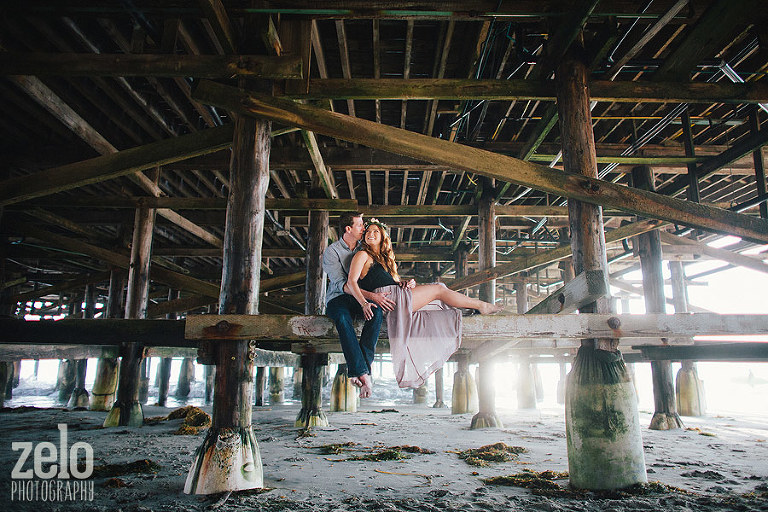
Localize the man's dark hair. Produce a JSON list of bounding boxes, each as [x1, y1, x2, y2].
[[338, 211, 363, 234]]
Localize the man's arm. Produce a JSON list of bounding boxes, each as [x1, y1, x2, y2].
[[322, 245, 346, 291]]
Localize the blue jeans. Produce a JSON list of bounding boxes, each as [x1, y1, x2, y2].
[[325, 294, 383, 378]]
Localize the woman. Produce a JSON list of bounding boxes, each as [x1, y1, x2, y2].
[[344, 218, 503, 390]]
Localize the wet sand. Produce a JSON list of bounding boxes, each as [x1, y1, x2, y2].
[[1, 395, 767, 512]]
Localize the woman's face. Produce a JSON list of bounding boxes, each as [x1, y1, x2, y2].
[[365, 225, 383, 247]]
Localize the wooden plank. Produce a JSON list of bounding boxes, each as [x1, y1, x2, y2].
[[192, 80, 768, 243], [0, 124, 234, 206], [0, 318, 187, 346], [197, 0, 236, 54], [658, 230, 768, 274], [282, 78, 768, 104], [658, 126, 768, 197], [301, 130, 339, 199], [654, 0, 760, 81], [526, 270, 608, 314], [637, 343, 768, 362], [184, 313, 768, 342], [0, 53, 303, 78], [8, 74, 116, 155], [0, 344, 119, 361]]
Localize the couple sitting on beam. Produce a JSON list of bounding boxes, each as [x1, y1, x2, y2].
[[322, 212, 504, 398]]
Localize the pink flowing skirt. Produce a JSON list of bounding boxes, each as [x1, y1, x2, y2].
[[376, 283, 462, 389]]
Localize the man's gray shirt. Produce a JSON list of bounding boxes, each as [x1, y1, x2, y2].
[[323, 238, 359, 305]]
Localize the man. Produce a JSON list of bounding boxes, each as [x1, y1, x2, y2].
[[323, 211, 395, 397]]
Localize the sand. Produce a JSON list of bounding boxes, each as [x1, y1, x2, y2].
[[1, 388, 767, 512]]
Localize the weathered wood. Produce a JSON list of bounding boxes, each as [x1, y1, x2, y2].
[[302, 130, 339, 199], [106, 203, 156, 427], [471, 180, 501, 429], [281, 78, 768, 104], [10, 270, 112, 304], [184, 313, 768, 343], [197, 0, 236, 54], [658, 125, 768, 197], [633, 165, 682, 430], [211, 112, 270, 427], [448, 218, 664, 292], [526, 270, 608, 315], [17, 223, 221, 298], [193, 80, 768, 243], [305, 203, 328, 315], [750, 110, 768, 219], [654, 0, 759, 81], [0, 124, 234, 206], [658, 230, 768, 275], [0, 53, 303, 78], [638, 343, 768, 362], [0, 344, 119, 361]]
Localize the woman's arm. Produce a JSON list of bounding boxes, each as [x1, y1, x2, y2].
[[345, 251, 376, 319]]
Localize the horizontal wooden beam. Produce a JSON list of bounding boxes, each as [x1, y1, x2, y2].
[[0, 53, 303, 78], [0, 125, 234, 206], [192, 80, 768, 243], [4, 314, 767, 359], [10, 270, 113, 303], [17, 223, 222, 298], [185, 313, 768, 344], [0, 344, 119, 361], [636, 342, 768, 362], [448, 219, 665, 291], [526, 270, 609, 314], [282, 78, 768, 104], [658, 231, 768, 274], [22, 197, 359, 211]]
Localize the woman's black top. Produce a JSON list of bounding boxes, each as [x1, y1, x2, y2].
[[358, 262, 397, 291]]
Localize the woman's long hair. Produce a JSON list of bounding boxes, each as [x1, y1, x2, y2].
[[362, 224, 400, 281]]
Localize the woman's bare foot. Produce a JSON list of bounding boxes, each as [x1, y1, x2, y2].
[[358, 373, 373, 398], [478, 302, 504, 315]]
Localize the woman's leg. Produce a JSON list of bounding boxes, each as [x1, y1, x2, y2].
[[410, 283, 503, 314]]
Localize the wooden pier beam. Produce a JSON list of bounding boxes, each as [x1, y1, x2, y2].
[[471, 180, 502, 429], [515, 281, 537, 409], [104, 202, 156, 427], [558, 50, 646, 490], [633, 165, 683, 431], [184, 88, 270, 494]]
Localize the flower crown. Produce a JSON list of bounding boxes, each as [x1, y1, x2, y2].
[[365, 217, 388, 232]]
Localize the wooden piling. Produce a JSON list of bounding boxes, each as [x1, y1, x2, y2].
[[268, 367, 285, 403], [254, 366, 266, 406], [633, 165, 683, 430], [175, 357, 195, 398], [184, 112, 271, 494], [295, 353, 329, 428], [558, 50, 646, 489], [105, 202, 156, 427], [296, 191, 331, 425], [452, 354, 478, 415], [471, 180, 502, 429], [330, 364, 357, 412], [670, 260, 706, 416], [90, 269, 123, 411], [432, 367, 447, 408]]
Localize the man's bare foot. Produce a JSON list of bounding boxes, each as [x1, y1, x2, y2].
[[478, 302, 504, 315], [358, 373, 373, 398]]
